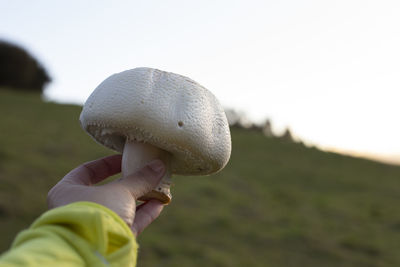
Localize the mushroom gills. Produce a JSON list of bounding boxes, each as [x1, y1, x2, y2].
[[121, 140, 172, 204]]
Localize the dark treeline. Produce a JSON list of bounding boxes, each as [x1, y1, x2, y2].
[[225, 108, 295, 142], [0, 40, 50, 93]]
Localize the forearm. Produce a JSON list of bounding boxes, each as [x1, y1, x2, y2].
[[0, 202, 137, 267]]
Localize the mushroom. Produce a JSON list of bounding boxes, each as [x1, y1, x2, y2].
[[79, 67, 231, 204]]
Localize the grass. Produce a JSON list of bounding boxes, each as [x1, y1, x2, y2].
[[0, 88, 399, 266]]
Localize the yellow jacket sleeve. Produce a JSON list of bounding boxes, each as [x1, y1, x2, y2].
[[0, 202, 138, 267]]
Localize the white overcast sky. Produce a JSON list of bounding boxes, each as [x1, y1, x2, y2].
[[1, 0, 399, 164]]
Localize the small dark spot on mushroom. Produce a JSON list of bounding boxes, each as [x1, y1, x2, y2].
[[178, 121, 184, 127], [158, 187, 162, 191]]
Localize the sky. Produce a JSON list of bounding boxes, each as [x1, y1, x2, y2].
[[1, 0, 399, 164]]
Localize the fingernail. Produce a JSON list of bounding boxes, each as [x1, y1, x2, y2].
[[148, 160, 164, 174]]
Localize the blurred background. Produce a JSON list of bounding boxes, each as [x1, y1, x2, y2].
[[0, 1, 399, 266]]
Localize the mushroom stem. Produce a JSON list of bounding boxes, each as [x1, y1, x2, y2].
[[121, 140, 172, 204]]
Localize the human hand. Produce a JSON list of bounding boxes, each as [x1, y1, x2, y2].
[[47, 154, 166, 236]]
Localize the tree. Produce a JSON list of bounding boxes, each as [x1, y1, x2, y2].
[[281, 128, 294, 142], [0, 40, 51, 93], [263, 119, 273, 137]]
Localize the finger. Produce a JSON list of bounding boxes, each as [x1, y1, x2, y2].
[[132, 200, 164, 236], [118, 160, 165, 199], [62, 154, 122, 185]]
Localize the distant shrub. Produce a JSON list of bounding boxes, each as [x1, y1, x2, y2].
[[280, 128, 294, 142], [0, 40, 51, 93]]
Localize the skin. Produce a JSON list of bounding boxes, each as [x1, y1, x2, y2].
[[47, 154, 165, 237]]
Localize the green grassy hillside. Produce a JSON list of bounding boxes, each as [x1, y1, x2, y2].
[[0, 88, 399, 266]]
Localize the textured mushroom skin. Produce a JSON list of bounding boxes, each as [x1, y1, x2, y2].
[[80, 68, 231, 176]]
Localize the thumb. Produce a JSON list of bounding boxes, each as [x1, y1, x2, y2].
[[119, 160, 165, 199]]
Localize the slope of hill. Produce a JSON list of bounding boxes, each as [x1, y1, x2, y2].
[[0, 88, 399, 266]]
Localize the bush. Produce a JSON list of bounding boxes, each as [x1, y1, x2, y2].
[[0, 40, 51, 92]]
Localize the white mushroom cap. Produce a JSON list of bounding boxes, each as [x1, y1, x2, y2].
[[80, 67, 231, 175]]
